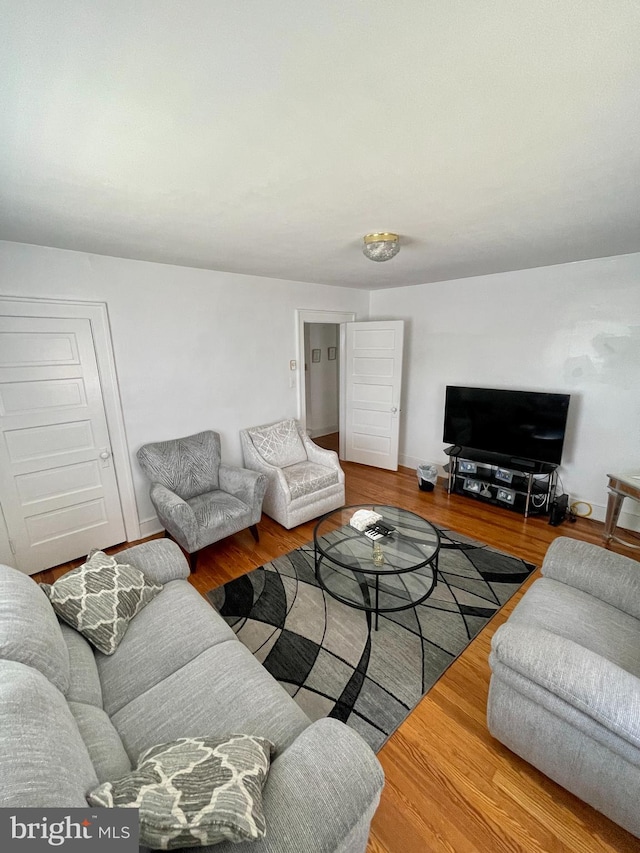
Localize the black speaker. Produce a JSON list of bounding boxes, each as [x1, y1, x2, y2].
[[549, 494, 568, 526]]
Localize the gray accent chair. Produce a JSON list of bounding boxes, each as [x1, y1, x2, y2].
[[240, 418, 345, 529], [0, 539, 384, 852], [137, 431, 267, 571], [488, 536, 640, 838]]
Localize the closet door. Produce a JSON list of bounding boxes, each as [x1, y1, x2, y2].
[[0, 314, 126, 573]]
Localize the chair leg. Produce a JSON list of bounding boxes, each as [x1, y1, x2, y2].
[[249, 524, 259, 543]]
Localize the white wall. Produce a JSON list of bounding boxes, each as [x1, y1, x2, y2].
[[0, 241, 368, 539], [2, 239, 638, 551], [370, 252, 640, 530]]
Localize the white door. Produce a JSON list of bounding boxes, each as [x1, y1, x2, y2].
[[0, 315, 126, 574], [341, 320, 404, 470]]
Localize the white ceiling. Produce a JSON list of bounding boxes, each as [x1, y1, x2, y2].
[[2, 1, 640, 290]]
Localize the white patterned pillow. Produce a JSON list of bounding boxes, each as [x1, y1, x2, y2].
[[248, 419, 307, 468], [87, 735, 273, 850], [41, 551, 162, 655]]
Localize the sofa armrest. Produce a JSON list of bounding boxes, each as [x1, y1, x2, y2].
[[223, 717, 383, 853], [139, 719, 383, 853], [542, 537, 640, 620], [218, 464, 267, 509], [301, 434, 345, 482], [115, 539, 190, 584], [149, 483, 199, 552], [490, 623, 640, 751]]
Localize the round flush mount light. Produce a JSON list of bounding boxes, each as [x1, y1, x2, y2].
[[362, 232, 400, 262]]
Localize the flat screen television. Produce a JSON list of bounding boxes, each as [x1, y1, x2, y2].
[[443, 386, 570, 465]]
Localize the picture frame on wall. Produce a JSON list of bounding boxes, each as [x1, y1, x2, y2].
[[311, 349, 321, 363], [328, 346, 336, 360]]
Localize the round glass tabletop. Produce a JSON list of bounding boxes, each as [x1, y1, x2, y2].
[[314, 504, 440, 575], [313, 505, 441, 623]]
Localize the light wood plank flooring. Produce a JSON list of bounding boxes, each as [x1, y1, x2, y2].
[[35, 439, 640, 853]]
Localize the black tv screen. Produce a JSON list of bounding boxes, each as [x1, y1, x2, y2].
[[443, 386, 570, 465]]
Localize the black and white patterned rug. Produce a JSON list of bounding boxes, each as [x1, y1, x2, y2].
[[206, 526, 535, 751]]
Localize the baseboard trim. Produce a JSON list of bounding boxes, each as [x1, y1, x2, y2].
[[399, 454, 446, 479], [398, 455, 639, 534], [137, 479, 639, 541], [138, 516, 164, 540], [309, 425, 339, 439]]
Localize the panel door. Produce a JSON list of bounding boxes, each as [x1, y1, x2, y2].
[[342, 320, 404, 470], [0, 315, 126, 574]]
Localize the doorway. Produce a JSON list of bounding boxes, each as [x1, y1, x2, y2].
[[296, 309, 355, 454], [304, 322, 340, 448], [296, 311, 405, 470]]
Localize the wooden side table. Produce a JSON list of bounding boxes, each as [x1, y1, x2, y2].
[[604, 472, 640, 549]]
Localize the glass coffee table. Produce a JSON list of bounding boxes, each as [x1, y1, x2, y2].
[[314, 505, 440, 629]]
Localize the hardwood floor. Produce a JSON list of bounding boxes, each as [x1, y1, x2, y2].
[[35, 438, 639, 853]]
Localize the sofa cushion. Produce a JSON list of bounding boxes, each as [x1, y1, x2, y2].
[[41, 550, 162, 655], [98, 580, 236, 717], [282, 460, 339, 499], [88, 735, 273, 850], [60, 623, 103, 706], [247, 419, 307, 468], [508, 577, 640, 678], [69, 701, 133, 783], [187, 490, 252, 538], [0, 565, 70, 694], [111, 640, 310, 762], [0, 660, 98, 807]]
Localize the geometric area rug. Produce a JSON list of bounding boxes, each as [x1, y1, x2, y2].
[[206, 526, 535, 752]]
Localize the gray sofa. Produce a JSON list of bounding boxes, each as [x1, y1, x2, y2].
[[0, 539, 384, 852], [488, 536, 640, 838]]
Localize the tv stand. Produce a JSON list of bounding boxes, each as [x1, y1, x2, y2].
[[444, 446, 558, 518]]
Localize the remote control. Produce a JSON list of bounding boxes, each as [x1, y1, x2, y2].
[[363, 527, 384, 540]]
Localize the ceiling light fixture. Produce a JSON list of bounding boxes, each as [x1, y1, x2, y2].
[[362, 232, 400, 262]]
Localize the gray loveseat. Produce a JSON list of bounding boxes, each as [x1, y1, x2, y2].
[[0, 539, 384, 852], [488, 536, 640, 838]]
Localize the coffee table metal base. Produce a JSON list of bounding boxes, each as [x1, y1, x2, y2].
[[315, 551, 438, 631], [313, 505, 442, 631]]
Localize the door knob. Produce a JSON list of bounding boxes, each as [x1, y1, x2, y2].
[[99, 450, 111, 460], [390, 407, 398, 414]]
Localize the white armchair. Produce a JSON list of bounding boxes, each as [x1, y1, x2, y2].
[[240, 419, 345, 529]]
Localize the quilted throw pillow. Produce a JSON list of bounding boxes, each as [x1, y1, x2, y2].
[[248, 419, 307, 468], [87, 735, 273, 850], [41, 551, 162, 655]]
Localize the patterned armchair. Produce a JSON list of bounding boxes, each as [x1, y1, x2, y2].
[[240, 419, 345, 529], [137, 431, 267, 571]]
